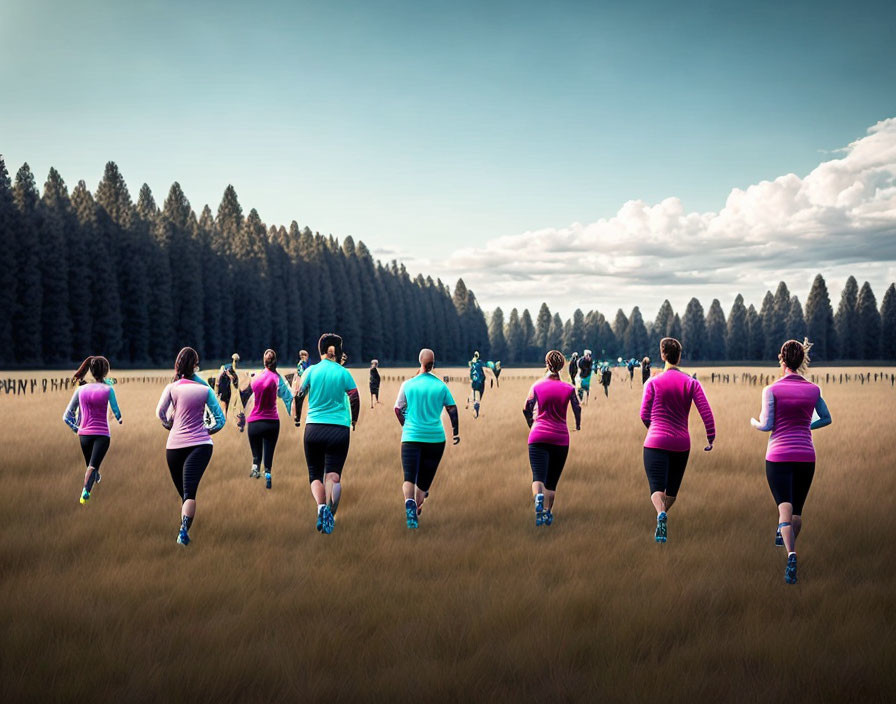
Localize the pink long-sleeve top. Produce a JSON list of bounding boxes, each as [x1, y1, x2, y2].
[[63, 382, 121, 436], [751, 373, 830, 462], [523, 377, 581, 446], [246, 368, 293, 423], [156, 379, 226, 449], [640, 368, 715, 452]]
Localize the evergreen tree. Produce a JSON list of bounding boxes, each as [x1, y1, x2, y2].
[[612, 309, 628, 345], [548, 313, 564, 351], [624, 306, 649, 356], [598, 317, 617, 358], [681, 297, 706, 360], [805, 274, 837, 360], [489, 307, 507, 361], [137, 184, 174, 362], [236, 209, 271, 357], [520, 309, 536, 362], [746, 304, 764, 360], [759, 291, 776, 358], [355, 241, 383, 360], [569, 309, 586, 353], [535, 303, 552, 352], [785, 296, 807, 342], [505, 308, 522, 363], [705, 299, 726, 360], [298, 228, 321, 351], [268, 226, 291, 357], [856, 281, 881, 359], [465, 288, 490, 357], [726, 294, 747, 360], [197, 206, 223, 360], [651, 300, 675, 353], [0, 158, 16, 364], [880, 284, 896, 361], [12, 164, 43, 364], [335, 238, 361, 353], [769, 282, 791, 356], [38, 168, 73, 362], [161, 183, 204, 354], [669, 313, 682, 343], [835, 276, 860, 359]]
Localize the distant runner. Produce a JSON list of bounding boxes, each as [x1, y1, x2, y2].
[[577, 350, 594, 404], [369, 359, 381, 408], [244, 349, 293, 490]]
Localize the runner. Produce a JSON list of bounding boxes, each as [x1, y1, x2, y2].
[[568, 351, 579, 386], [599, 361, 612, 397], [394, 348, 459, 529], [524, 350, 581, 526], [296, 349, 311, 377], [294, 333, 360, 534], [63, 356, 122, 505], [627, 357, 639, 386], [750, 339, 832, 584], [369, 359, 381, 409], [577, 350, 594, 404], [640, 337, 715, 543], [468, 350, 487, 418], [641, 356, 651, 384], [244, 349, 293, 489], [156, 347, 226, 546], [215, 353, 240, 414]]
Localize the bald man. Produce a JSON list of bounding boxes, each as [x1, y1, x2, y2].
[[394, 348, 460, 529]]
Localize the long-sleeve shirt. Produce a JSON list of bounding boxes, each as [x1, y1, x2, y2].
[[523, 377, 581, 446], [156, 379, 226, 449], [246, 368, 293, 422], [640, 368, 715, 452], [369, 367, 381, 389], [63, 382, 121, 436], [751, 372, 831, 462]]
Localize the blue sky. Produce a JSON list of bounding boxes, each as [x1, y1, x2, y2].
[[2, 0, 895, 315]]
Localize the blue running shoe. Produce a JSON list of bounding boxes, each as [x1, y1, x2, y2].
[[265, 472, 272, 490], [316, 508, 324, 532], [775, 527, 784, 547], [785, 553, 798, 584], [473, 402, 480, 418], [80, 489, 90, 505], [655, 512, 667, 543], [321, 505, 335, 534], [534, 493, 545, 526], [177, 527, 190, 546], [406, 500, 419, 529], [250, 464, 260, 479], [93, 469, 101, 485], [543, 509, 553, 526]]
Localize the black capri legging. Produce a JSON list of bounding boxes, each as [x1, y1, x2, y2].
[[166, 444, 213, 502], [80, 435, 110, 470], [766, 461, 816, 514], [529, 442, 570, 491], [304, 424, 351, 483], [643, 447, 690, 496], [401, 441, 446, 492], [248, 419, 280, 470]]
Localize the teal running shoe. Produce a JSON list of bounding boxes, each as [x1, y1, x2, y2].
[[655, 512, 667, 543], [534, 494, 545, 526], [785, 554, 798, 584], [405, 500, 418, 529], [321, 505, 335, 534], [177, 527, 190, 546], [265, 472, 271, 490], [543, 509, 553, 526], [316, 508, 324, 532], [775, 527, 784, 547], [79, 489, 90, 505]]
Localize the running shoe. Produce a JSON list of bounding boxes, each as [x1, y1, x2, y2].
[[473, 402, 480, 418], [534, 494, 545, 526], [265, 472, 271, 490], [93, 469, 101, 485], [250, 465, 260, 479], [655, 512, 667, 543], [177, 527, 190, 546], [321, 505, 335, 534], [543, 509, 554, 526], [785, 553, 798, 584], [316, 508, 324, 533], [406, 501, 418, 529], [80, 489, 90, 505], [775, 527, 784, 547]]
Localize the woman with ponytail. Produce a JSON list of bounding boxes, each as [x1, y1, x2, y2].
[[522, 350, 581, 527], [156, 347, 226, 546], [62, 356, 122, 505], [243, 349, 293, 489], [751, 338, 832, 584]]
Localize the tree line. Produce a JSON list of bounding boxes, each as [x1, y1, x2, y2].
[[489, 274, 896, 363], [0, 159, 490, 367]]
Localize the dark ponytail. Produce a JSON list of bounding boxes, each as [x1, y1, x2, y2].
[[173, 347, 199, 382], [73, 355, 110, 384], [264, 349, 277, 371], [779, 338, 812, 375]]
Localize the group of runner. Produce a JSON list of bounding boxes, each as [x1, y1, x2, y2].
[[63, 334, 831, 584]]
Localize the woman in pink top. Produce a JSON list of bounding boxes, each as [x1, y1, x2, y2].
[[244, 349, 293, 490], [63, 356, 122, 505], [639, 337, 715, 543], [156, 347, 226, 546], [751, 339, 831, 585], [523, 350, 581, 527]]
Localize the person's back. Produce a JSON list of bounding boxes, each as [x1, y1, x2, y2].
[[303, 359, 355, 426], [765, 374, 821, 462], [248, 368, 288, 422], [527, 377, 577, 445], [78, 383, 113, 435], [397, 372, 453, 442], [641, 368, 715, 452], [159, 379, 216, 448]]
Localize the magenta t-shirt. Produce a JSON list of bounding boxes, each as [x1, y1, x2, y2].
[[247, 369, 284, 422], [77, 384, 114, 436], [526, 377, 578, 446], [640, 368, 715, 452]]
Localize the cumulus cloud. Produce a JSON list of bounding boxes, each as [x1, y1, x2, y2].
[[425, 118, 896, 317]]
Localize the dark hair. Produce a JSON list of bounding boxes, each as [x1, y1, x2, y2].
[[779, 338, 811, 373], [73, 356, 110, 384], [299, 349, 308, 358], [545, 350, 565, 374], [318, 333, 343, 359], [173, 346, 199, 382], [660, 337, 682, 365], [263, 349, 277, 371]]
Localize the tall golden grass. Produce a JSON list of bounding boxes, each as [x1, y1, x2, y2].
[[2, 366, 895, 703]]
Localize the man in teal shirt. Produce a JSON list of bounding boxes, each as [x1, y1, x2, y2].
[[394, 348, 460, 529]]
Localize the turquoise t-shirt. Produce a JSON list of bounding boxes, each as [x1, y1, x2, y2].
[[300, 359, 357, 427], [395, 373, 455, 443]]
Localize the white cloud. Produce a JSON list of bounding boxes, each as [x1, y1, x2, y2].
[[421, 118, 896, 318]]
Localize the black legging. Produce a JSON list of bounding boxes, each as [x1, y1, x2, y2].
[[766, 461, 816, 514], [166, 444, 213, 502], [303, 423, 351, 483], [401, 441, 446, 492], [528, 443, 569, 491], [248, 420, 280, 470], [80, 435, 110, 469]]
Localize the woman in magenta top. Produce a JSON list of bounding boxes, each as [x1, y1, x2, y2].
[[63, 355, 122, 505], [244, 349, 293, 489], [639, 337, 715, 543], [523, 350, 582, 527], [156, 347, 226, 546], [751, 339, 831, 585]]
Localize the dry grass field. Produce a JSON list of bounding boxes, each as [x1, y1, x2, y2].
[[2, 365, 895, 703]]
